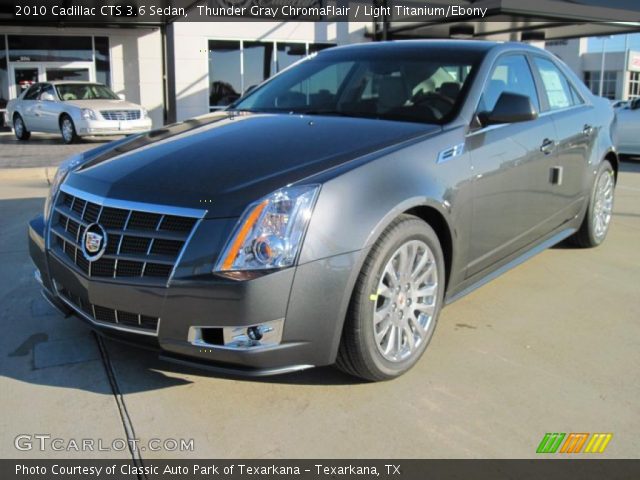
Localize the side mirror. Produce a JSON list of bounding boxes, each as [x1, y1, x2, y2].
[[40, 92, 55, 102], [478, 92, 538, 127], [117, 93, 125, 100]]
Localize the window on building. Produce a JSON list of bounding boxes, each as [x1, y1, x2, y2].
[[95, 37, 111, 87], [629, 71, 640, 99], [584, 70, 617, 99], [8, 35, 93, 62], [276, 43, 307, 72], [0, 35, 7, 110], [208, 40, 336, 111], [308, 43, 335, 55], [208, 40, 242, 110], [243, 41, 274, 93]]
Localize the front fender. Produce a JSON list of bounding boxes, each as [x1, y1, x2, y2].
[[295, 127, 470, 362], [299, 126, 469, 267]]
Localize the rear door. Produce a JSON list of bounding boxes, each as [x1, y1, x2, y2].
[[466, 53, 557, 277], [531, 56, 596, 223]]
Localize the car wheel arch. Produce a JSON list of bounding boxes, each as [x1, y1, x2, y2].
[[59, 112, 72, 127], [324, 199, 455, 364], [604, 150, 619, 182]]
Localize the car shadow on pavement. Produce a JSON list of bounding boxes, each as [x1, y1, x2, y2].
[[0, 133, 115, 145], [2, 198, 360, 396], [104, 337, 362, 389]]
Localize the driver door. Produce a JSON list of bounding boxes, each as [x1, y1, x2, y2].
[[34, 83, 60, 132], [466, 54, 557, 277]]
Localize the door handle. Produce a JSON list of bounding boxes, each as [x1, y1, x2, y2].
[[582, 124, 594, 136], [540, 138, 556, 155]]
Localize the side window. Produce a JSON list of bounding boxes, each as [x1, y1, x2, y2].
[[23, 84, 41, 100], [478, 55, 540, 113], [39, 84, 55, 99], [533, 57, 576, 111]]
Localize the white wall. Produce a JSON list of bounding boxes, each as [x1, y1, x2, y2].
[[171, 21, 369, 121], [545, 38, 588, 76]]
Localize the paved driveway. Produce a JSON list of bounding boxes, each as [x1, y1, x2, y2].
[[0, 131, 121, 169], [0, 140, 638, 459]]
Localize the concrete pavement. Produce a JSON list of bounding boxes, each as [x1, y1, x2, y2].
[[0, 153, 638, 459]]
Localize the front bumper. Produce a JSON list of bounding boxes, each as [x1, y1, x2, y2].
[[29, 213, 358, 376], [76, 118, 152, 136]]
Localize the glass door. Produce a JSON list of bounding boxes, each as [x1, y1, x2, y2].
[[10, 65, 41, 98], [8, 61, 95, 99]]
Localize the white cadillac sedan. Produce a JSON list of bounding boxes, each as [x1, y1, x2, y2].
[[7, 81, 152, 144], [615, 97, 640, 157]]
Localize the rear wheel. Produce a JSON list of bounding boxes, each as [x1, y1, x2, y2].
[[569, 160, 615, 247], [13, 114, 31, 141], [60, 115, 78, 144], [336, 215, 445, 381]]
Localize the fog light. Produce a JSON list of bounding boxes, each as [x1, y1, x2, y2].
[[247, 326, 263, 341], [187, 318, 284, 351]]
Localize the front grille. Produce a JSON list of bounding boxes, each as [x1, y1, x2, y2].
[[50, 188, 201, 282], [56, 283, 159, 333], [100, 110, 141, 121]]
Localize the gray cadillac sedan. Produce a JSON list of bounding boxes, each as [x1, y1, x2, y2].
[[29, 41, 617, 381]]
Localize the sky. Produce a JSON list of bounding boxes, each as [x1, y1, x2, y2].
[[588, 33, 640, 52]]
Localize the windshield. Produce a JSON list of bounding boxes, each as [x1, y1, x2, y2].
[[56, 84, 119, 101], [232, 51, 480, 124]]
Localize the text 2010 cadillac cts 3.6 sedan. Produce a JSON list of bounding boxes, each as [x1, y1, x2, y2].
[[29, 41, 618, 381]]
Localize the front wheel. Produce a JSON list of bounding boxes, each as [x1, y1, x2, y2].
[[336, 215, 445, 381], [60, 115, 79, 144], [13, 114, 31, 141], [569, 160, 615, 247]]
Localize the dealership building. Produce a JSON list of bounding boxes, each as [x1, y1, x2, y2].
[[546, 38, 640, 100], [1, 0, 640, 128]]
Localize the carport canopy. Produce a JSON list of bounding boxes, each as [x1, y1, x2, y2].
[[374, 0, 640, 41], [0, 0, 639, 39]]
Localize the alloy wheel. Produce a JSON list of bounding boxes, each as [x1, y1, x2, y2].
[[61, 119, 74, 143], [593, 170, 614, 239], [373, 239, 438, 363], [15, 117, 23, 137]]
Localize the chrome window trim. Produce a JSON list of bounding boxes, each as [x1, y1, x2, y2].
[[466, 104, 588, 138]]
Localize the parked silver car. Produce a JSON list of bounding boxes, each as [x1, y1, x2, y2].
[[615, 98, 640, 156], [7, 81, 152, 144]]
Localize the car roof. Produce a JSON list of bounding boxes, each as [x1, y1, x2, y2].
[[318, 39, 547, 58], [46, 81, 105, 85]]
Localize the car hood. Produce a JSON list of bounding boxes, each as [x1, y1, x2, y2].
[[63, 99, 143, 111], [65, 112, 438, 218]]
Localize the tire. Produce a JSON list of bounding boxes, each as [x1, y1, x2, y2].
[[60, 115, 79, 144], [336, 214, 445, 381], [569, 160, 615, 248], [13, 114, 31, 141]]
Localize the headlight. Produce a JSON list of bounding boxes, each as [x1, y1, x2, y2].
[[43, 154, 85, 222], [81, 108, 97, 120], [215, 185, 320, 272]]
